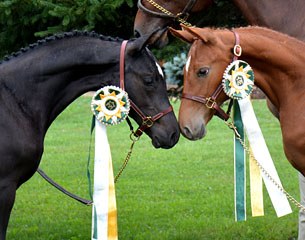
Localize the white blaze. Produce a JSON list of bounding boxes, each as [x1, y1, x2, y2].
[[155, 62, 164, 78], [186, 56, 191, 72]]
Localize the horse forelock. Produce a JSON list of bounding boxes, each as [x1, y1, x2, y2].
[[0, 31, 123, 65]]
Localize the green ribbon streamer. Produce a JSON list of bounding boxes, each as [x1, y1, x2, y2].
[[87, 115, 96, 200], [93, 206, 98, 239], [233, 100, 246, 221]]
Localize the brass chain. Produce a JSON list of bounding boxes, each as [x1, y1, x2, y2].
[[226, 120, 305, 212], [114, 133, 140, 183], [146, 0, 193, 27]]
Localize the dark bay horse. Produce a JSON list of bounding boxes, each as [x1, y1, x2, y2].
[[0, 31, 180, 240], [134, 0, 305, 47], [170, 25, 305, 175]]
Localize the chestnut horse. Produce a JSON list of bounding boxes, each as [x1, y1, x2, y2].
[[134, 0, 305, 47], [170, 25, 305, 175], [0, 31, 180, 240]]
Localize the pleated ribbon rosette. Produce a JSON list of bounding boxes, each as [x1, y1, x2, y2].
[[90, 86, 130, 239], [222, 60, 292, 221]]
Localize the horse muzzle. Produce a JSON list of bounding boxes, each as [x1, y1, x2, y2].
[[150, 113, 180, 149], [179, 121, 206, 140]]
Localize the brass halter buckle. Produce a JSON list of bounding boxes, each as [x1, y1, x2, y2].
[[205, 97, 216, 109], [233, 44, 242, 57], [143, 116, 154, 127]]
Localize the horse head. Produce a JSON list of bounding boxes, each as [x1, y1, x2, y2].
[[170, 26, 232, 140], [134, 0, 212, 48], [120, 32, 180, 148]]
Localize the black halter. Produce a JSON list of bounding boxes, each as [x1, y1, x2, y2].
[[137, 0, 197, 22]]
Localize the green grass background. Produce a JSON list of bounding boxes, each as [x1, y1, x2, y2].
[[7, 97, 299, 240]]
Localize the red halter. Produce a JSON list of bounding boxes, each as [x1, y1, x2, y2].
[[181, 30, 242, 121], [119, 40, 173, 137]]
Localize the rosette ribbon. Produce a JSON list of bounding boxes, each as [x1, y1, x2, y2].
[[223, 60, 292, 220], [90, 86, 130, 240]]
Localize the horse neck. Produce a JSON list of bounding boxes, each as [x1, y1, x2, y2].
[[232, 0, 305, 41], [236, 27, 305, 108], [192, 0, 213, 12], [0, 36, 121, 132]]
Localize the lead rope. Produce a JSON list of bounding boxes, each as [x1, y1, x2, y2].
[[86, 116, 140, 185], [113, 117, 140, 183], [225, 119, 305, 212], [114, 132, 139, 183]]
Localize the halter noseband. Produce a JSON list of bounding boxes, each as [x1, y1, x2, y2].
[[182, 30, 242, 121], [120, 40, 173, 137], [137, 0, 197, 24]]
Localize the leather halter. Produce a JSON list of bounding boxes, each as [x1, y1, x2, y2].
[[120, 40, 173, 137], [181, 30, 242, 121], [137, 0, 197, 21]]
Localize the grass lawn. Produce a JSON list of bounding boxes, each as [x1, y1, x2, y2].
[[7, 97, 299, 240]]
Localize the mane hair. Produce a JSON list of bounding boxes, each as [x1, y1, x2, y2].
[[205, 26, 305, 50], [0, 30, 124, 64], [236, 26, 305, 48]]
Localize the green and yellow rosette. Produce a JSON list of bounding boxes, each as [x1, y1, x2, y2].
[[91, 86, 130, 125], [222, 60, 254, 100]]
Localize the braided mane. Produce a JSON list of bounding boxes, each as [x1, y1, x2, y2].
[[0, 30, 123, 64]]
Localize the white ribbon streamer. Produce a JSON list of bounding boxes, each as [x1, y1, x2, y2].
[[92, 119, 117, 240], [238, 98, 292, 217]]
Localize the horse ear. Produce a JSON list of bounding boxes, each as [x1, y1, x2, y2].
[[181, 25, 215, 43], [169, 27, 196, 43], [127, 28, 165, 55]]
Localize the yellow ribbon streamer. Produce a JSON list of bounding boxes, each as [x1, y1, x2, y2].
[[107, 158, 118, 240], [249, 148, 264, 217]]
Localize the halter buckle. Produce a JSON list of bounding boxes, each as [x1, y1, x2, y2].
[[233, 44, 242, 57], [143, 116, 154, 127], [205, 97, 216, 109]]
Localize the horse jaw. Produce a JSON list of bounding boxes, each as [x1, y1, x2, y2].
[[139, 27, 169, 49], [134, 10, 170, 48], [151, 28, 169, 48]]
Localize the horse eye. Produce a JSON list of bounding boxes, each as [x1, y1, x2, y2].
[[197, 67, 210, 78], [143, 76, 154, 85]]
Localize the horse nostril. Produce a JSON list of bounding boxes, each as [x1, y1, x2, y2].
[[134, 30, 141, 38], [182, 125, 206, 140], [182, 126, 193, 139], [170, 131, 180, 145]]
